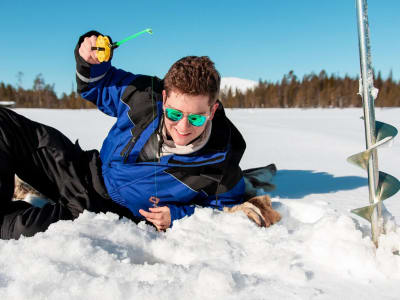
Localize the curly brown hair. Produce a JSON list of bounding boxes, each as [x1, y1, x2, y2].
[[164, 56, 220, 105]]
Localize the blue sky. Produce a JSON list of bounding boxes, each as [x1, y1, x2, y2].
[[1, 0, 399, 96]]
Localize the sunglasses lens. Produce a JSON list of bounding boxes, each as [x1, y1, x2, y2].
[[188, 114, 207, 127], [166, 108, 183, 122], [165, 108, 207, 126]]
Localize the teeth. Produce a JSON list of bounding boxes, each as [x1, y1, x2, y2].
[[176, 128, 189, 135]]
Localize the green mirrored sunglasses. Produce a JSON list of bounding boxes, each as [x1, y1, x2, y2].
[[165, 108, 208, 127]]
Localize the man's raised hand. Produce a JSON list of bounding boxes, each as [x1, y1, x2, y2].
[[78, 35, 101, 65]]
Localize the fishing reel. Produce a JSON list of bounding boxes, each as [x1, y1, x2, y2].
[[91, 35, 116, 63]]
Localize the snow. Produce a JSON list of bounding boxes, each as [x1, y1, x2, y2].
[[220, 77, 258, 95], [358, 73, 379, 100], [1, 107, 400, 299], [0, 101, 16, 107]]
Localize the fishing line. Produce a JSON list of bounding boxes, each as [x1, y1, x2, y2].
[[151, 76, 159, 206]]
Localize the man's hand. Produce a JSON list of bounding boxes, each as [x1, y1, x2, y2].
[[79, 35, 101, 65], [139, 206, 171, 231]]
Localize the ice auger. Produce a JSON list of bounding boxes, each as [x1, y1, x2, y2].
[[348, 0, 400, 246]]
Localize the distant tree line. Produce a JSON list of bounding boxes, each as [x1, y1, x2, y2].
[[221, 70, 400, 108], [0, 73, 95, 109], [1, 71, 399, 108]]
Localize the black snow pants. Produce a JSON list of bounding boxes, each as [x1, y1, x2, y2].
[[0, 107, 136, 239]]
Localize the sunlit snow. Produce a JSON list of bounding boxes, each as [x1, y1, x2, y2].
[[1, 107, 399, 300]]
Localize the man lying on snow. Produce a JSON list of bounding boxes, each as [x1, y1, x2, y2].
[[0, 31, 280, 239]]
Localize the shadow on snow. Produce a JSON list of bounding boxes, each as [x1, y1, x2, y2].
[[270, 169, 367, 199]]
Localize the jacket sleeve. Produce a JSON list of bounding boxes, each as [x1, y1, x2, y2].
[[74, 31, 139, 117], [167, 204, 196, 226], [167, 177, 246, 226]]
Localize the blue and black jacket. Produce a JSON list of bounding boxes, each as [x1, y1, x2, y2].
[[75, 31, 246, 225]]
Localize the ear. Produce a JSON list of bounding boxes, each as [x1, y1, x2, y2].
[[208, 101, 219, 121], [162, 90, 167, 106]]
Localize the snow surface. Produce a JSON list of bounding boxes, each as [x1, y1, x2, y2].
[[1, 108, 400, 300], [0, 101, 16, 107], [220, 77, 258, 95]]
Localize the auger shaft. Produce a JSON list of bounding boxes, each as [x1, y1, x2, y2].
[[356, 0, 382, 245]]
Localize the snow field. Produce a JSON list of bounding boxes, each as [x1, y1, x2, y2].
[[0, 108, 399, 299]]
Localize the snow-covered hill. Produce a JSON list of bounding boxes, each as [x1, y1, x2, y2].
[[1, 108, 400, 299], [220, 77, 258, 94]]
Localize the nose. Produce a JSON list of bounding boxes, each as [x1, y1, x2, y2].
[[175, 116, 191, 132]]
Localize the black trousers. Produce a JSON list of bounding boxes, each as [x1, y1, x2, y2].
[[0, 108, 136, 239]]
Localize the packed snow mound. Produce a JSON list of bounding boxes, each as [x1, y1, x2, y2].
[[0, 206, 399, 300], [220, 77, 258, 94]]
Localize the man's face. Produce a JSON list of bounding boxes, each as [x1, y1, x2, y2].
[[162, 90, 219, 146]]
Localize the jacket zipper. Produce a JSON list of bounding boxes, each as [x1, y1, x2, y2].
[[120, 135, 137, 163]]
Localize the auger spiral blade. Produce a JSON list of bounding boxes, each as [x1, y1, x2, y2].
[[376, 171, 400, 202], [376, 120, 398, 143], [348, 120, 399, 223], [351, 204, 376, 223], [347, 121, 397, 170], [351, 171, 400, 223]]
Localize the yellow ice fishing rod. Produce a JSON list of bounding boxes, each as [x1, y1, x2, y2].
[[91, 28, 153, 62]]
